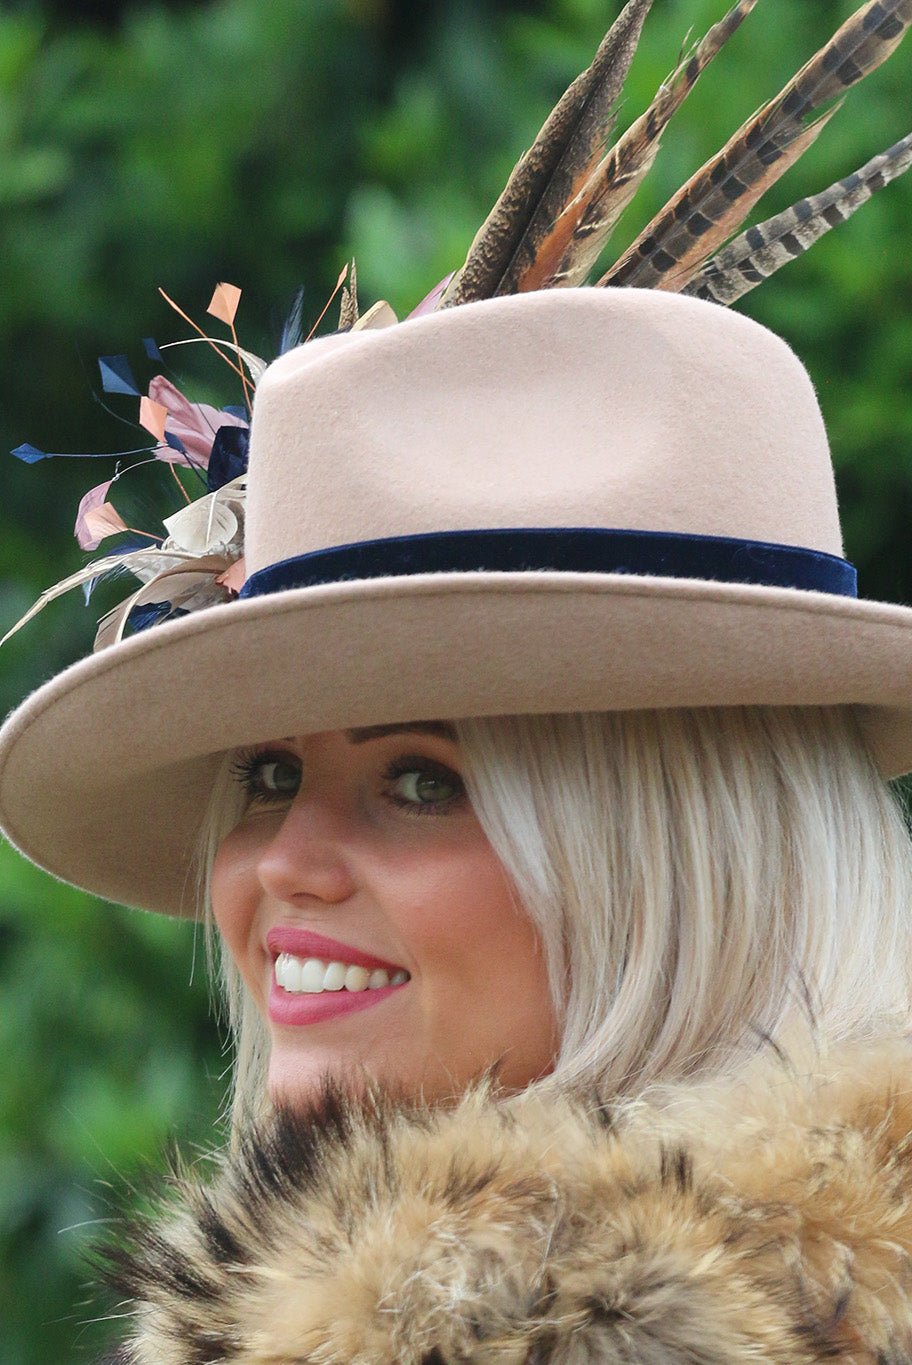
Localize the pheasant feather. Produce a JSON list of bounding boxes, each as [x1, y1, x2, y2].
[[440, 0, 653, 307], [685, 131, 912, 305], [526, 0, 759, 293], [602, 0, 912, 292], [338, 259, 360, 331]]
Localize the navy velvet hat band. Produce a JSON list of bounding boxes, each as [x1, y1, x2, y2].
[[239, 528, 858, 600]]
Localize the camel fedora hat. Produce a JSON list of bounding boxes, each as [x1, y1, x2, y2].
[[3, 286, 912, 915]]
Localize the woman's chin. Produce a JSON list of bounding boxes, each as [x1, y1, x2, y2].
[[266, 1042, 413, 1108], [266, 1040, 554, 1110], [268, 1052, 358, 1107]]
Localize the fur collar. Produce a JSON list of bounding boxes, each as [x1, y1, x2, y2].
[[105, 1040, 912, 1364]]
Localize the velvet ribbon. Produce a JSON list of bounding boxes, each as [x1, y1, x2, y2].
[[238, 528, 858, 601]]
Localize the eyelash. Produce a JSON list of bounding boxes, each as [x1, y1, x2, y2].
[[230, 748, 298, 806], [229, 749, 466, 815]]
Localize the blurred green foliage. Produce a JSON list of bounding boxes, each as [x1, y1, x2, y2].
[[1, 0, 911, 1358]]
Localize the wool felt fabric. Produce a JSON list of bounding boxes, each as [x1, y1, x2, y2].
[[3, 287, 912, 915], [101, 1038, 912, 1364]]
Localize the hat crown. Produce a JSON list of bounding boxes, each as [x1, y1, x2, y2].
[[245, 290, 843, 573]]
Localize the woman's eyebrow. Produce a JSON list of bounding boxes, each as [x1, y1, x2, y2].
[[346, 721, 457, 744]]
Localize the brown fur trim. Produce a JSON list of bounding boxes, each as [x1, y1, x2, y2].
[[103, 1043, 912, 1364]]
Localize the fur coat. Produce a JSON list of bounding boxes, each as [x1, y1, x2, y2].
[[100, 1040, 912, 1364]]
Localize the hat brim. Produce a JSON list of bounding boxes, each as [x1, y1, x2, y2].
[[4, 568, 912, 915]]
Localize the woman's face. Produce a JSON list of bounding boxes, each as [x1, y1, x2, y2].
[[211, 723, 557, 1105]]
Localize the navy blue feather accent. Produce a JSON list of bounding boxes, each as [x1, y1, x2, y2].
[[98, 355, 140, 396], [207, 427, 250, 493]]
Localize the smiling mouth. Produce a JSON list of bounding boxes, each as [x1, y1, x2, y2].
[[275, 953, 410, 995]]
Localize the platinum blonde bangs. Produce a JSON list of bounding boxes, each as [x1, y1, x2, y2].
[[201, 707, 912, 1125], [458, 708, 912, 1097]]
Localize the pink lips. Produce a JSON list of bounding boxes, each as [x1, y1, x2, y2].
[[265, 926, 408, 1028], [266, 927, 403, 973], [268, 979, 402, 1026]]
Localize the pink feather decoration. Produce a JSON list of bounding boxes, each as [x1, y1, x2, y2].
[[147, 376, 247, 467]]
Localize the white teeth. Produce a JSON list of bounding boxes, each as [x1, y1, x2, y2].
[[275, 954, 302, 991], [344, 965, 370, 993], [300, 958, 326, 993], [322, 961, 347, 992], [275, 953, 409, 995]]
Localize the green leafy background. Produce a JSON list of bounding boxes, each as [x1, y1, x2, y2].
[[1, 1, 910, 1358]]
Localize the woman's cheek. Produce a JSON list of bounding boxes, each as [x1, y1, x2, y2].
[[211, 827, 261, 963], [401, 845, 520, 967]]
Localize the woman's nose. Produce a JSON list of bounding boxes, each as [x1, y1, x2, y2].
[[254, 792, 358, 906]]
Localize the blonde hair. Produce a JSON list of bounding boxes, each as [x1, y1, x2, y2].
[[201, 706, 912, 1123]]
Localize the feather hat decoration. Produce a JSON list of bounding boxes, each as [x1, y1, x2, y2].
[[5, 0, 911, 653], [2, 272, 382, 649], [3, 285, 261, 651], [439, 0, 912, 307]]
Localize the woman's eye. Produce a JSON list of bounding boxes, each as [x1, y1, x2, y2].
[[231, 751, 301, 804], [258, 760, 301, 795], [387, 763, 463, 810]]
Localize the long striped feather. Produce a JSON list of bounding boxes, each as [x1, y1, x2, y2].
[[601, 0, 912, 292], [440, 0, 653, 308], [684, 131, 912, 305], [526, 0, 759, 293]]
